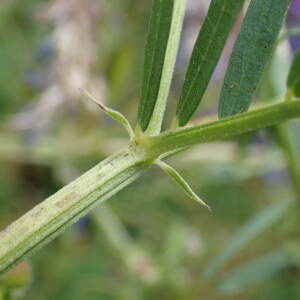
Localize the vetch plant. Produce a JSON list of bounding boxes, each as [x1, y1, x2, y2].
[[0, 0, 299, 278]]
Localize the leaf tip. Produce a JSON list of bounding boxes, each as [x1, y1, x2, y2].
[[81, 88, 134, 140], [157, 160, 210, 210], [80, 88, 107, 112], [194, 195, 211, 211]]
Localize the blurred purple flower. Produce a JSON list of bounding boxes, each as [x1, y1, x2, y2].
[[291, 0, 300, 17], [287, 0, 300, 53]]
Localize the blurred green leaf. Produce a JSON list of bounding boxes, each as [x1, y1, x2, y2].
[[285, 121, 300, 171], [176, 0, 245, 126], [202, 200, 292, 279], [277, 120, 300, 196], [270, 39, 300, 198], [0, 261, 32, 300], [160, 222, 186, 271], [0, 262, 32, 290], [217, 250, 291, 294], [219, 0, 291, 118], [0, 286, 7, 300], [268, 41, 291, 97], [287, 49, 300, 97], [138, 0, 174, 131], [254, 281, 300, 300]]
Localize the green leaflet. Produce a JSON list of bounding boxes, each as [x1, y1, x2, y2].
[[219, 0, 292, 118], [278, 121, 300, 196], [202, 200, 292, 280], [287, 49, 300, 97], [0, 286, 7, 300], [176, 0, 245, 127], [217, 250, 291, 294], [160, 223, 187, 271], [138, 0, 174, 131]]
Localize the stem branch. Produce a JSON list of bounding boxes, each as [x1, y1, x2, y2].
[[145, 100, 300, 156], [1, 100, 300, 276]]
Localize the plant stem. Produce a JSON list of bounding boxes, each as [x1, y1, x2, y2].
[[145, 0, 187, 136], [144, 100, 300, 156], [1, 99, 300, 276], [277, 123, 300, 198], [0, 144, 150, 276], [92, 205, 159, 284]]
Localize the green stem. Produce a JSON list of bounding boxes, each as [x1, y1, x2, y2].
[[277, 123, 300, 199], [145, 0, 187, 136], [1, 100, 300, 276], [92, 205, 159, 284], [144, 100, 300, 156], [278, 26, 300, 43], [0, 144, 150, 276]]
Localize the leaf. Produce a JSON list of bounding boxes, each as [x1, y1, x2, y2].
[[160, 222, 187, 271], [156, 160, 210, 210], [138, 0, 174, 131], [285, 121, 300, 171], [0, 262, 32, 290], [270, 44, 300, 196], [82, 89, 135, 140], [0, 286, 7, 300], [269, 41, 291, 97], [219, 0, 292, 118], [176, 0, 245, 127], [278, 120, 300, 195], [201, 200, 292, 280], [217, 250, 291, 294], [287, 49, 300, 97]]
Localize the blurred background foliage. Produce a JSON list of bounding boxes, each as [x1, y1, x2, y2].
[[1, 0, 300, 299]]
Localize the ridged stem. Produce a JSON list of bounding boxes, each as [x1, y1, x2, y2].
[[0, 145, 150, 275], [145, 100, 300, 156], [1, 100, 300, 276]]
